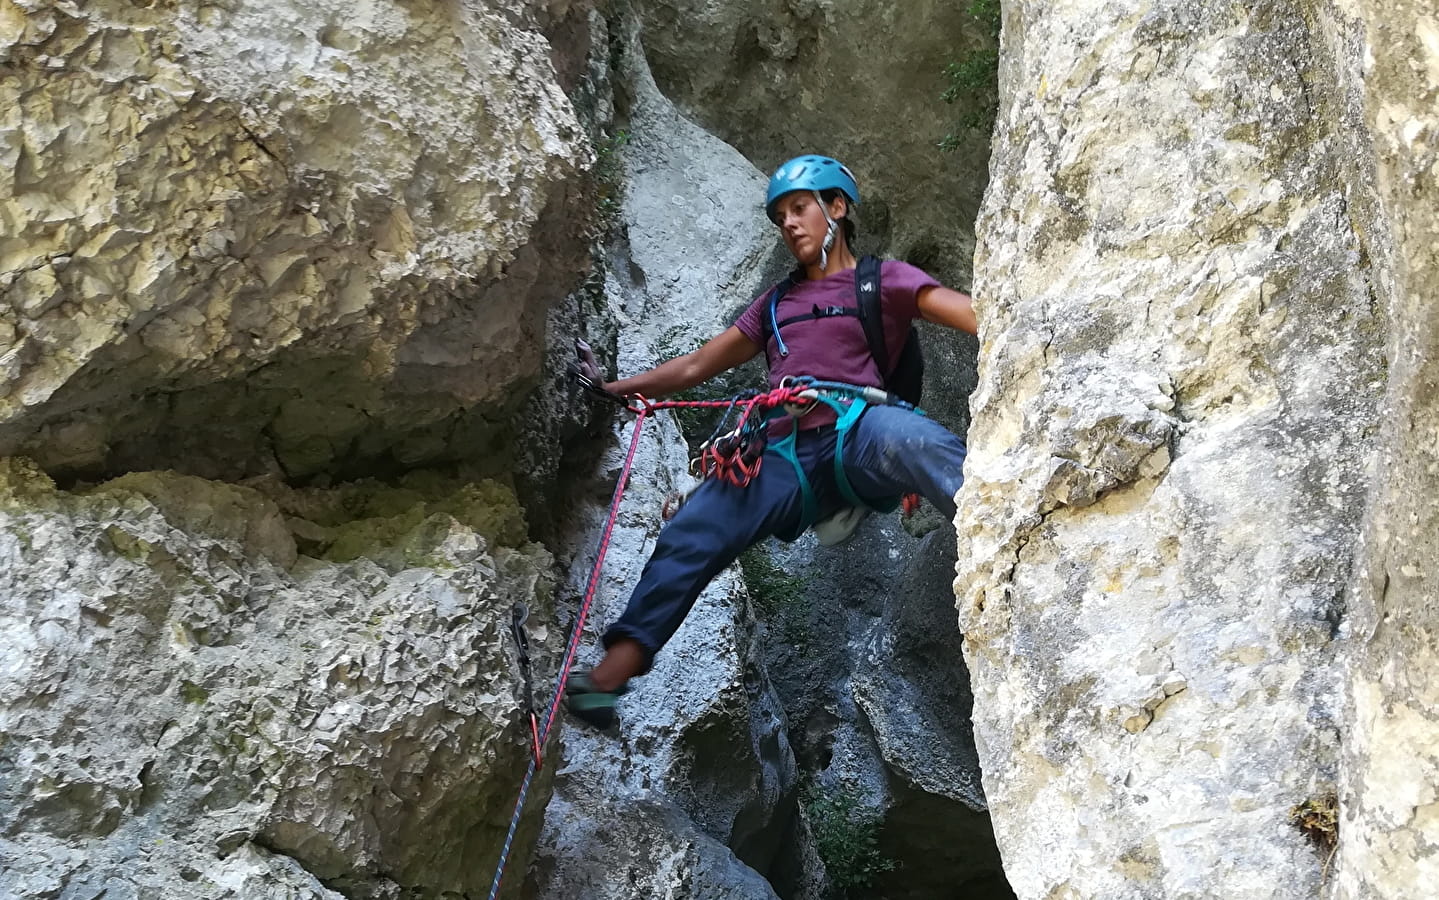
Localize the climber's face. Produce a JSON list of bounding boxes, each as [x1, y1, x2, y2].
[[772, 191, 848, 265]]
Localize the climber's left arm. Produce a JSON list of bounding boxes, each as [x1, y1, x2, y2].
[[917, 285, 978, 336]]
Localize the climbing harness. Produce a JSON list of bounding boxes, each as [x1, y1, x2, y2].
[[763, 376, 919, 528]]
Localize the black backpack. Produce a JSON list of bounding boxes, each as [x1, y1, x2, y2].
[[762, 255, 925, 405]]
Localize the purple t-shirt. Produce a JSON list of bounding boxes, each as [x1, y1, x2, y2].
[[734, 259, 941, 431]]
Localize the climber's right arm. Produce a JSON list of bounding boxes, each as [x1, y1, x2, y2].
[[606, 326, 761, 398]]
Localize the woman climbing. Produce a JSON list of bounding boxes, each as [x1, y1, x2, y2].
[[566, 154, 978, 728]]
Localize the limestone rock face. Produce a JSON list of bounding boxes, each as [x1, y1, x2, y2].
[[0, 0, 591, 480], [0, 458, 561, 898], [1322, 1, 1439, 896], [960, 1, 1382, 897], [529, 14, 794, 898], [852, 527, 986, 807]]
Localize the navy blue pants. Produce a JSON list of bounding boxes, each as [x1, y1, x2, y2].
[[603, 404, 968, 672]]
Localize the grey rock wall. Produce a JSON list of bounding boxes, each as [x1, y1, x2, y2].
[[763, 519, 1011, 899], [6, 0, 1435, 898], [0, 0, 591, 480], [1320, 1, 1439, 896], [960, 0, 1383, 896], [0, 459, 561, 898]]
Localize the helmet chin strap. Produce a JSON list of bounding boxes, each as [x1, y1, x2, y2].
[[814, 190, 838, 271]]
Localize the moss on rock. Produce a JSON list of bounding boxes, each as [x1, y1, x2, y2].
[[90, 472, 298, 569], [0, 458, 58, 505]]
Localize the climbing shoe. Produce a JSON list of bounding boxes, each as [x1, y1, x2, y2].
[[565, 669, 630, 729], [813, 506, 869, 546]]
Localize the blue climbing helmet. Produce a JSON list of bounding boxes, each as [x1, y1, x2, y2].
[[764, 155, 860, 223]]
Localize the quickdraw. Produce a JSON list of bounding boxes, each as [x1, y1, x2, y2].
[[689, 392, 769, 487], [508, 603, 543, 770]]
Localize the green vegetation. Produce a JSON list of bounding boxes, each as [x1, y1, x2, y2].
[[940, 0, 1002, 152], [654, 327, 713, 440], [652, 325, 696, 364], [668, 382, 741, 446], [804, 781, 896, 896], [651, 325, 762, 446], [594, 129, 630, 227], [105, 525, 154, 561], [285, 474, 528, 560], [739, 545, 811, 646], [179, 680, 209, 704], [738, 546, 806, 616], [1290, 794, 1339, 855]]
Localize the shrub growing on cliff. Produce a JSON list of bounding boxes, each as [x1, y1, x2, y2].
[[651, 325, 764, 447], [738, 545, 805, 615], [804, 781, 895, 896], [1290, 794, 1339, 873], [940, 0, 1002, 151]]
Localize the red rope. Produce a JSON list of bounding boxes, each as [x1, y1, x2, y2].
[[543, 404, 651, 737], [488, 404, 651, 898], [642, 384, 812, 413], [489, 385, 814, 894]]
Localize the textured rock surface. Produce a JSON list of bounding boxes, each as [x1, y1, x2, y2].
[[0, 458, 560, 898], [1322, 1, 1439, 896], [852, 527, 984, 810], [10, 0, 1437, 897], [0, 0, 591, 480], [762, 519, 1010, 899], [959, 1, 1382, 897], [528, 14, 794, 898]]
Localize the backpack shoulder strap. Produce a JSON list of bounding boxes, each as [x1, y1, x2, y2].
[[854, 255, 887, 374], [763, 275, 797, 359]]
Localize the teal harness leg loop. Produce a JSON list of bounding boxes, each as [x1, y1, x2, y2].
[[831, 397, 870, 509], [829, 397, 903, 514], [767, 429, 816, 530]]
